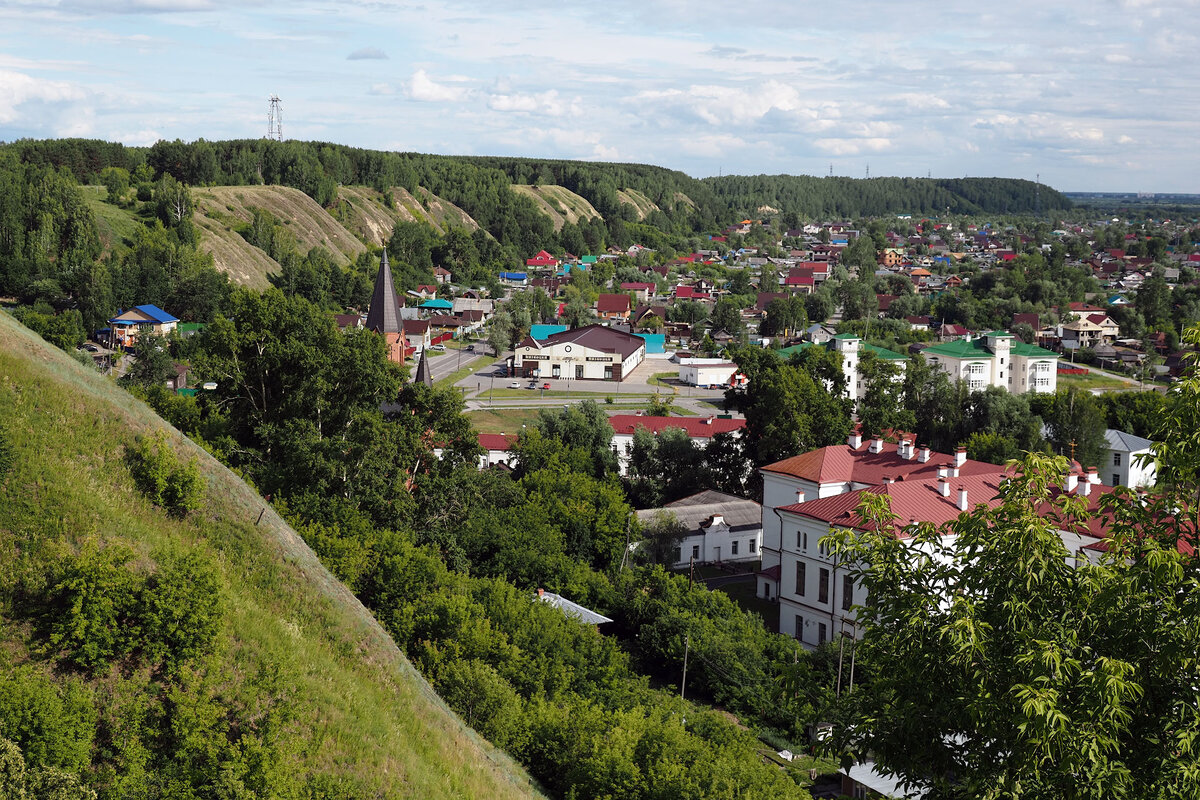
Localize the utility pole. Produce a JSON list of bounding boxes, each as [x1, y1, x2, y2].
[[688, 555, 695, 589], [680, 633, 690, 699]]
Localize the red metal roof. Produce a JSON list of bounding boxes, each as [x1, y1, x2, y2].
[[597, 293, 632, 313], [607, 415, 745, 438], [761, 439, 994, 486], [478, 433, 517, 451]]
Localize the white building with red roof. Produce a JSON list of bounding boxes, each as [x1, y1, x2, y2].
[[608, 413, 745, 475], [756, 430, 1118, 648]]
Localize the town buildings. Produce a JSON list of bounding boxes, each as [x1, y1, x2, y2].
[[608, 414, 745, 475], [106, 304, 179, 348], [1103, 428, 1156, 488]]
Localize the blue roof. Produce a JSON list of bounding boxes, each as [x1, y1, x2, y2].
[[635, 333, 666, 354], [109, 304, 178, 325], [419, 298, 453, 309], [499, 272, 527, 281], [531, 324, 568, 340]]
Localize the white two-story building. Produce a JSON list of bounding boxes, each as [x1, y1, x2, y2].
[[920, 331, 1058, 394]]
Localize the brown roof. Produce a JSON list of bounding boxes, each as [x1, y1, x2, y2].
[[533, 324, 645, 359], [597, 293, 632, 313]]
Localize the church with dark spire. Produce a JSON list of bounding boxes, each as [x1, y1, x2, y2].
[[366, 250, 407, 365]]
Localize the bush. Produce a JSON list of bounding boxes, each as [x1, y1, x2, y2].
[[125, 431, 204, 518], [48, 547, 142, 671], [139, 549, 225, 670], [0, 424, 13, 484]]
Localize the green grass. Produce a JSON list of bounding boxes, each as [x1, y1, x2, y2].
[[483, 388, 659, 400], [0, 312, 542, 800], [1057, 370, 1134, 391], [466, 407, 545, 434], [79, 185, 147, 255], [435, 354, 497, 389], [649, 371, 680, 389]]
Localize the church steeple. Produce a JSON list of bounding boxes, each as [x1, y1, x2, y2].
[[365, 250, 406, 365], [366, 249, 402, 334], [415, 350, 433, 387]]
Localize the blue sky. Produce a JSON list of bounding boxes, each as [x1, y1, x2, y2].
[[1, 0, 1197, 192]]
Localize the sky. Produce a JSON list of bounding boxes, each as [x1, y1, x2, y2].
[[0, 0, 1197, 192]]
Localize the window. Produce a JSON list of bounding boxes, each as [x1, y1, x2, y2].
[[672, 547, 681, 564], [1113, 452, 1122, 466], [842, 574, 854, 610], [1113, 474, 1121, 486], [818, 568, 830, 604], [818, 623, 827, 644], [800, 532, 808, 551], [818, 540, 829, 557], [795, 615, 804, 640], [763, 582, 771, 599], [749, 539, 756, 554], [795, 561, 806, 596], [731, 540, 739, 556], [691, 545, 700, 559]]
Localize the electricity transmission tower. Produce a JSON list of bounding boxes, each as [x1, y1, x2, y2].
[[267, 95, 283, 141]]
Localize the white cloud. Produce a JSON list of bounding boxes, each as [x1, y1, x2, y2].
[[111, 128, 161, 145], [0, 68, 86, 124], [1104, 53, 1132, 63], [407, 69, 468, 103], [367, 82, 395, 95], [813, 137, 892, 156]]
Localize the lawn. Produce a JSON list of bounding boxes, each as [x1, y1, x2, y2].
[[466, 407, 545, 434], [482, 388, 659, 400], [649, 371, 680, 389], [1056, 369, 1135, 391]]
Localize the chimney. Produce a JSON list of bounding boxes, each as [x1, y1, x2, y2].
[[955, 447, 967, 468], [957, 486, 969, 511], [848, 428, 863, 448], [938, 465, 949, 478], [938, 478, 950, 497], [1077, 479, 1091, 497], [1086, 467, 1100, 485], [795, 490, 806, 504], [919, 445, 931, 463], [951, 465, 960, 478], [882, 475, 893, 485], [870, 436, 884, 454], [1064, 472, 1078, 492]]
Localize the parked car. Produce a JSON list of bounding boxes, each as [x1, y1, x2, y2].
[[542, 383, 551, 390], [430, 344, 446, 351], [526, 381, 538, 389], [508, 380, 521, 389]]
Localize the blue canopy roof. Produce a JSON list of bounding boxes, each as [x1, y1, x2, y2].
[[109, 304, 179, 325], [499, 272, 527, 281]]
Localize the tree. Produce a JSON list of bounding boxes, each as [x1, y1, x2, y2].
[[827, 443, 1200, 800], [123, 333, 175, 389], [98, 167, 130, 204], [709, 297, 744, 337], [1038, 388, 1108, 468], [635, 511, 687, 566], [736, 362, 853, 470], [856, 351, 914, 439]]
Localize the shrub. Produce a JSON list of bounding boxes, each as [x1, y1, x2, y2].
[[48, 547, 142, 671], [139, 550, 225, 669], [125, 431, 204, 518], [0, 424, 13, 484]]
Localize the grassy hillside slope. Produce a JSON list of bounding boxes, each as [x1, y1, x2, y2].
[[0, 311, 543, 800], [338, 186, 481, 247], [616, 188, 660, 220], [510, 184, 602, 230], [78, 184, 144, 257], [195, 185, 366, 262]]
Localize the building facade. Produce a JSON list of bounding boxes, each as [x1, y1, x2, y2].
[[922, 331, 1058, 395], [1103, 428, 1156, 488], [514, 324, 646, 382]]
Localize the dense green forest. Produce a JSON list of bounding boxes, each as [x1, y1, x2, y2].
[[704, 174, 1071, 218]]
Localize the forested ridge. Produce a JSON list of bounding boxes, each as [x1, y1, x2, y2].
[[5, 139, 1067, 253], [704, 174, 1072, 218]]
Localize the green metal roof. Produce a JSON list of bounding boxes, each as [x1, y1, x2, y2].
[[863, 343, 908, 361], [981, 330, 1013, 338], [831, 332, 860, 340], [923, 337, 1057, 360], [776, 340, 906, 361], [1011, 342, 1058, 358], [922, 339, 994, 359]]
